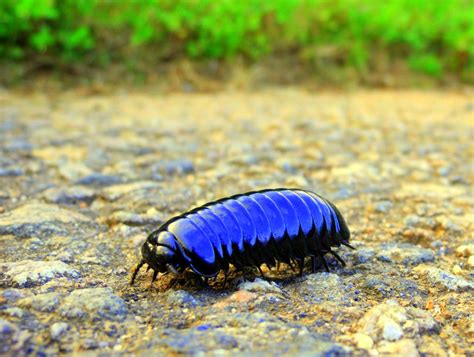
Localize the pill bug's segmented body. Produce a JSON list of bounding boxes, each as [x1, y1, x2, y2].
[[131, 188, 352, 285]]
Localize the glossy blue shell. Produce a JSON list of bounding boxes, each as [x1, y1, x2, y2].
[[156, 188, 350, 277]]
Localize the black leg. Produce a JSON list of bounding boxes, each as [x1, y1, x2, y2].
[[320, 254, 329, 272], [311, 256, 316, 273], [193, 274, 207, 287], [130, 260, 145, 286], [257, 266, 265, 279], [298, 258, 305, 277], [329, 250, 346, 266], [166, 264, 179, 276], [149, 270, 159, 288], [165, 277, 178, 290], [342, 242, 356, 250], [288, 259, 296, 272]]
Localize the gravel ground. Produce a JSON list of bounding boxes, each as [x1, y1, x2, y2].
[[0, 89, 472, 356]]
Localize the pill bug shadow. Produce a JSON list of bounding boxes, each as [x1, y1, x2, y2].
[[131, 188, 354, 289]]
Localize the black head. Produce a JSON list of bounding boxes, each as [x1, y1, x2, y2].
[[130, 230, 181, 285]]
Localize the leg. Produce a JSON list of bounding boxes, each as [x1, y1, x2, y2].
[[320, 254, 329, 272], [257, 265, 265, 279], [149, 270, 159, 288], [329, 250, 346, 266], [298, 258, 305, 277], [130, 260, 145, 286], [194, 274, 208, 287], [342, 242, 356, 250], [165, 278, 178, 290], [241, 267, 250, 281], [287, 259, 296, 272], [166, 264, 179, 275], [311, 256, 316, 273]]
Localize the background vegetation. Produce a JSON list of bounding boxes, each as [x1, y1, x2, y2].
[[1, 0, 472, 86]]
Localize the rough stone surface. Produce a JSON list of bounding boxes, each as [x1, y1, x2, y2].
[[1, 260, 81, 287], [0, 168, 24, 177], [378, 339, 419, 356], [0, 90, 472, 355], [0, 202, 92, 237], [149, 312, 346, 355], [59, 288, 127, 321], [0, 318, 19, 353], [376, 243, 435, 265], [357, 300, 437, 343], [414, 266, 474, 291], [300, 272, 357, 305], [351, 333, 374, 350], [17, 292, 61, 312], [468, 256, 474, 268], [104, 211, 164, 226], [42, 186, 96, 205], [238, 278, 283, 294], [75, 173, 123, 187], [57, 162, 93, 181], [101, 181, 160, 202], [165, 290, 200, 307], [151, 159, 195, 176], [456, 243, 474, 257], [49, 322, 70, 340]]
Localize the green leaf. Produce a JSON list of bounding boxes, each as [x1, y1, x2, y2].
[[30, 25, 55, 52], [409, 54, 443, 77]]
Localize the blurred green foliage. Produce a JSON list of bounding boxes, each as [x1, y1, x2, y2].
[[0, 0, 472, 80]]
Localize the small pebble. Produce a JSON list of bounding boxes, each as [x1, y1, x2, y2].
[[378, 339, 419, 356], [213, 291, 257, 309], [452, 265, 462, 275], [166, 290, 198, 307], [374, 200, 393, 213], [238, 278, 282, 294], [352, 333, 374, 350], [456, 244, 474, 257], [381, 316, 404, 341], [3, 307, 24, 318], [0, 168, 24, 177], [50, 322, 69, 340], [76, 173, 122, 186], [468, 256, 474, 268], [0, 318, 17, 336]]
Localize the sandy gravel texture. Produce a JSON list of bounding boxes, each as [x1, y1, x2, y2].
[[0, 89, 472, 355]]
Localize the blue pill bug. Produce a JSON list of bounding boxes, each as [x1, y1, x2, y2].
[[131, 188, 353, 286]]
